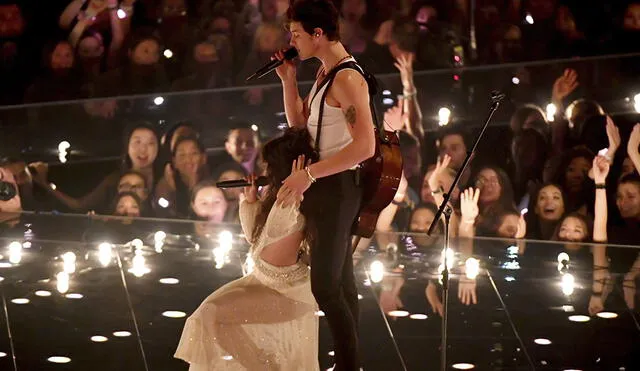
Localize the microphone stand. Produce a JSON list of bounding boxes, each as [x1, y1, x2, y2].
[[427, 92, 505, 371]]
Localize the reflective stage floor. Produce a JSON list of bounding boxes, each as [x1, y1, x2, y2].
[[0, 213, 638, 370]]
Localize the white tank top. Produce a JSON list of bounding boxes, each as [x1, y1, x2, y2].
[[307, 57, 357, 160]]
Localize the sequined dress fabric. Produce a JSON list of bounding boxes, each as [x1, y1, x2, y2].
[[174, 199, 319, 370]]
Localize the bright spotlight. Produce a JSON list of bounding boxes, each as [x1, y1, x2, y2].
[[158, 197, 169, 208], [163, 49, 173, 59], [58, 141, 71, 152], [511, 77, 520, 85], [153, 96, 164, 106], [561, 273, 575, 296], [525, 14, 534, 24], [465, 258, 480, 279], [438, 107, 451, 126], [117, 9, 126, 19], [546, 103, 557, 122], [369, 260, 384, 283]]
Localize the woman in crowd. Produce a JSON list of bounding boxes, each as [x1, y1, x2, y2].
[[32, 122, 161, 214], [155, 135, 209, 218], [525, 183, 566, 240], [190, 180, 228, 223]]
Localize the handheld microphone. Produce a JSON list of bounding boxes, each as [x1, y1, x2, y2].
[[216, 176, 269, 188], [246, 47, 298, 81], [491, 90, 506, 102]]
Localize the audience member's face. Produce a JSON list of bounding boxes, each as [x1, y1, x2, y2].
[[257, 27, 284, 53], [342, 0, 366, 22], [131, 39, 160, 65], [497, 213, 520, 238], [128, 128, 158, 170], [225, 129, 258, 164], [174, 140, 204, 176], [403, 144, 421, 180], [557, 216, 587, 242], [260, 0, 279, 21], [211, 16, 231, 35], [115, 195, 140, 217], [475, 169, 502, 205], [217, 170, 244, 200], [624, 4, 640, 31], [118, 174, 148, 201], [194, 42, 218, 63], [616, 182, 640, 220], [192, 186, 227, 222], [535, 185, 564, 221], [78, 36, 104, 59], [410, 207, 435, 232], [170, 126, 197, 152], [0, 5, 25, 38], [565, 156, 590, 193], [0, 167, 21, 213], [416, 6, 437, 25], [409, 207, 439, 246], [51, 42, 74, 70], [438, 134, 466, 170]]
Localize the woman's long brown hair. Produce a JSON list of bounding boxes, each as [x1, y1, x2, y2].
[[251, 128, 319, 249]]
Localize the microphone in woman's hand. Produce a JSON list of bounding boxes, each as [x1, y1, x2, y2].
[[216, 176, 268, 188]]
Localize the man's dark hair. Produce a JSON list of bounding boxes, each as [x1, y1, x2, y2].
[[286, 0, 340, 41], [391, 17, 420, 53]]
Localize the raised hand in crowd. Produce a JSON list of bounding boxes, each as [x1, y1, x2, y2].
[[627, 124, 640, 174], [394, 52, 416, 94], [427, 154, 452, 199], [605, 116, 621, 157], [551, 68, 579, 108], [383, 98, 407, 132]]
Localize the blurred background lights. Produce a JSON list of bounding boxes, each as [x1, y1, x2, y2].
[[534, 338, 552, 345], [438, 107, 451, 126], [47, 356, 71, 363], [561, 273, 575, 296], [568, 315, 590, 323], [596, 312, 618, 319], [57, 271, 70, 293], [369, 260, 384, 283], [452, 363, 475, 370], [162, 311, 186, 318]]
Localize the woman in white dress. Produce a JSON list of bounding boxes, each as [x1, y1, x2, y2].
[[175, 128, 320, 371]]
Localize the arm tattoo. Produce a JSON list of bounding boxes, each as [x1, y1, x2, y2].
[[345, 105, 356, 127]]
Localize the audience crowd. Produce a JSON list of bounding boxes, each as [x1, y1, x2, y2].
[[0, 0, 639, 106], [0, 0, 639, 293]]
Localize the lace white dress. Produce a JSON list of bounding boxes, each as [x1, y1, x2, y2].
[[175, 199, 319, 371]]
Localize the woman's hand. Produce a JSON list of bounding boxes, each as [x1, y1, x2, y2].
[[394, 52, 415, 92], [515, 213, 527, 239], [605, 116, 620, 157], [277, 155, 308, 207], [427, 155, 451, 193], [460, 187, 480, 224], [627, 123, 640, 159], [243, 175, 258, 203], [551, 68, 579, 107], [592, 155, 610, 184]]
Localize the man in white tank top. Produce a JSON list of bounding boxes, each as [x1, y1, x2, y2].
[[272, 1, 375, 370]]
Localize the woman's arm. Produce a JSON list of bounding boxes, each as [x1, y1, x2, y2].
[[59, 0, 86, 29]]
